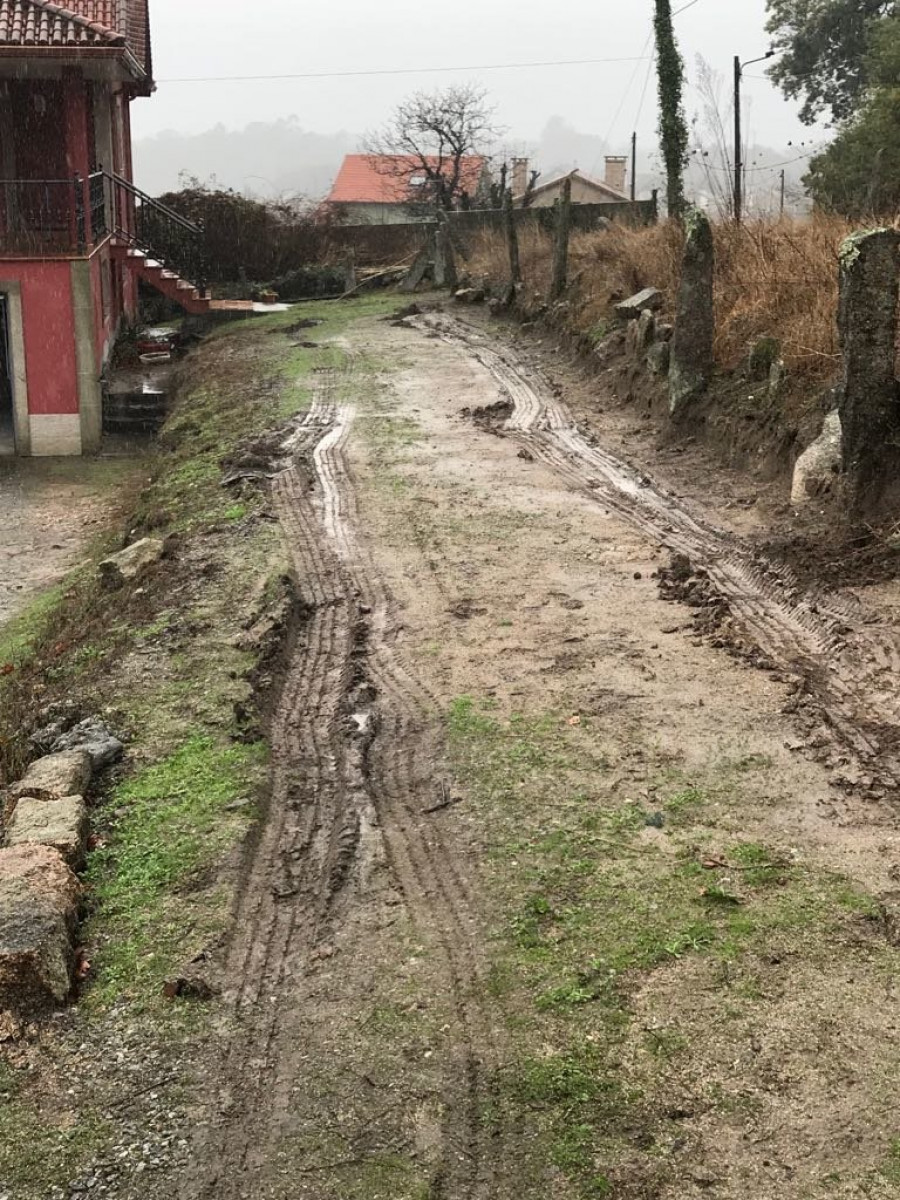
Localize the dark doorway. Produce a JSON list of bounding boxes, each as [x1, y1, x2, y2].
[[0, 295, 15, 454]]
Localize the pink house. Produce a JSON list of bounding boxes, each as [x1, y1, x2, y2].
[[0, 0, 211, 456]]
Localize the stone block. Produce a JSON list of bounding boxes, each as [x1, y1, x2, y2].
[[670, 209, 715, 417], [0, 846, 80, 1012], [791, 411, 842, 505], [748, 336, 781, 380], [646, 342, 671, 376], [6, 796, 89, 869], [627, 309, 657, 360], [99, 537, 165, 591], [836, 229, 900, 514], [46, 718, 124, 771], [7, 751, 92, 806], [615, 288, 663, 320]]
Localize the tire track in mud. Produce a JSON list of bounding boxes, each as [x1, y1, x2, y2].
[[187, 368, 506, 1199], [310, 371, 509, 1200], [418, 312, 900, 800]]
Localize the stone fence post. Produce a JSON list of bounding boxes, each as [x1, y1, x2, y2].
[[549, 177, 572, 301], [837, 229, 900, 517], [669, 208, 714, 417]]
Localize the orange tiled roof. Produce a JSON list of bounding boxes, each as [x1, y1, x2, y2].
[[64, 0, 149, 71], [0, 0, 150, 75], [329, 154, 487, 205], [0, 0, 123, 46]]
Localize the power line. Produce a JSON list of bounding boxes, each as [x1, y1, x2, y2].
[[603, 30, 655, 145], [157, 55, 652, 85], [692, 146, 825, 173], [633, 46, 657, 129]]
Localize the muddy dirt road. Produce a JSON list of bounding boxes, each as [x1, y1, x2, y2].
[[179, 308, 900, 1200]]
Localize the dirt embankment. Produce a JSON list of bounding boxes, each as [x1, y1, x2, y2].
[[5, 296, 900, 1200]]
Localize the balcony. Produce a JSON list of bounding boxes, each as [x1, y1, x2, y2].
[[0, 178, 92, 257], [0, 173, 206, 291]]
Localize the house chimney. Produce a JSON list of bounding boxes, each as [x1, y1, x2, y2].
[[604, 156, 628, 195], [511, 157, 529, 198]]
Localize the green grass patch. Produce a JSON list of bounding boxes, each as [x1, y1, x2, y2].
[[0, 1090, 109, 1195], [86, 734, 267, 1007], [447, 691, 889, 1198], [0, 583, 65, 671]]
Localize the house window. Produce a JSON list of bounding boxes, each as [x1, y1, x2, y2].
[[409, 176, 426, 187]]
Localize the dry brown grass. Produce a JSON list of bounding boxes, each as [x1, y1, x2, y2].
[[469, 214, 858, 383]]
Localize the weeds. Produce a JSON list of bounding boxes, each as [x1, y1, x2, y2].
[[469, 213, 856, 384]]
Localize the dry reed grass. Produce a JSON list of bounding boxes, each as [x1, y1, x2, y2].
[[469, 214, 858, 383]]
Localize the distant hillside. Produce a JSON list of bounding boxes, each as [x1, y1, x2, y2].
[[132, 118, 356, 200]]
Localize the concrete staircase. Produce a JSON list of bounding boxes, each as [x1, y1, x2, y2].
[[113, 243, 259, 316], [112, 243, 212, 315]]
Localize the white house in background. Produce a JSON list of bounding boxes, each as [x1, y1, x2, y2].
[[511, 156, 630, 207]]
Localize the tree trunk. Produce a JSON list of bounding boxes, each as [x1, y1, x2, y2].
[[654, 0, 689, 220], [550, 178, 572, 301]]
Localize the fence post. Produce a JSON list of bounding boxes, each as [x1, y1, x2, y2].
[[343, 249, 357, 293], [549, 177, 572, 301], [436, 214, 458, 290], [503, 188, 521, 286], [837, 229, 900, 517], [669, 207, 714, 417]]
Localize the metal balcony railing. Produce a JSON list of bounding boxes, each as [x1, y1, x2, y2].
[[102, 170, 207, 292], [0, 170, 207, 291], [0, 177, 86, 255]]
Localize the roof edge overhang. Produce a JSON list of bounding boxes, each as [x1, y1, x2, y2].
[[0, 44, 153, 91]]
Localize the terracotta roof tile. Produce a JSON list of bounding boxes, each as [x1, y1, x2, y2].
[[329, 154, 487, 205], [65, 0, 149, 70], [0, 0, 123, 47]]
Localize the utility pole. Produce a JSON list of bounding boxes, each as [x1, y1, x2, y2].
[[780, 169, 786, 218], [733, 55, 742, 224], [631, 131, 637, 202], [734, 49, 775, 224]]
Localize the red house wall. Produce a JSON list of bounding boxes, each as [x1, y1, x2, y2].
[[0, 261, 78, 415]]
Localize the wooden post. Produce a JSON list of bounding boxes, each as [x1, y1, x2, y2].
[[343, 249, 357, 294], [549, 177, 572, 301], [503, 188, 521, 286], [631, 132, 637, 202], [733, 55, 743, 223], [434, 216, 458, 291]]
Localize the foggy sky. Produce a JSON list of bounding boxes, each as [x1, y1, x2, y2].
[[133, 0, 826, 187]]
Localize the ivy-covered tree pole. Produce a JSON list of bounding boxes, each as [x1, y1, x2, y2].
[[654, 0, 690, 220]]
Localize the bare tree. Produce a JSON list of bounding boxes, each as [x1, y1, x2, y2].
[[364, 85, 500, 215], [690, 56, 737, 219]]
